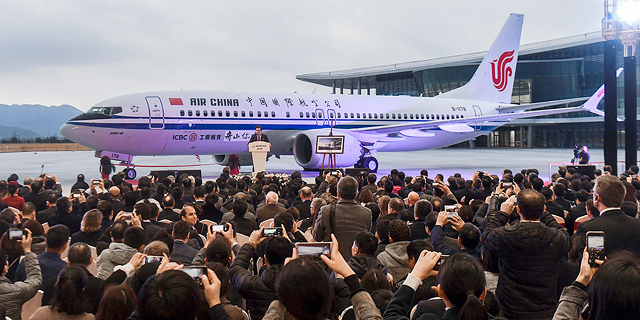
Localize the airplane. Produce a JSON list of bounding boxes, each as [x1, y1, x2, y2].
[[61, 13, 608, 179]]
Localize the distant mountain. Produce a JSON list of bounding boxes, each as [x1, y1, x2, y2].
[[0, 104, 83, 138], [0, 125, 42, 139]]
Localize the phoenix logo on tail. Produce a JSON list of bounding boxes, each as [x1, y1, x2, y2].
[[491, 50, 515, 92]]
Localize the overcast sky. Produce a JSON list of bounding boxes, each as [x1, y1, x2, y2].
[[0, 1, 604, 111]]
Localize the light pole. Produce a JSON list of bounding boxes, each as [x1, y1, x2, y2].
[[603, 0, 640, 174]]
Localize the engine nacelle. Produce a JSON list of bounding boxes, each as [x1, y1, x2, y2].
[[212, 152, 254, 166], [293, 129, 362, 169]]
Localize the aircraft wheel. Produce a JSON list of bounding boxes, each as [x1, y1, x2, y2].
[[364, 157, 378, 173], [124, 168, 137, 180]]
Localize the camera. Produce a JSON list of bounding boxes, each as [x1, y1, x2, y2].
[[8, 230, 27, 240], [296, 242, 332, 261], [210, 224, 230, 233], [144, 256, 163, 264], [433, 255, 449, 271], [181, 266, 207, 286], [587, 231, 605, 267], [262, 227, 282, 237]]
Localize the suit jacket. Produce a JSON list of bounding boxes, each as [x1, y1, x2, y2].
[[142, 221, 164, 242], [158, 208, 180, 222], [255, 204, 286, 224], [554, 197, 573, 212], [545, 200, 565, 217], [15, 251, 66, 289], [570, 208, 640, 259], [36, 206, 56, 224], [248, 133, 269, 143], [170, 239, 199, 265], [294, 200, 312, 220]]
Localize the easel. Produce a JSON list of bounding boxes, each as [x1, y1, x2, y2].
[[321, 119, 337, 170]]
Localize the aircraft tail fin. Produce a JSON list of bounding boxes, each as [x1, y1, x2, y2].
[[438, 13, 524, 103], [581, 68, 624, 119]]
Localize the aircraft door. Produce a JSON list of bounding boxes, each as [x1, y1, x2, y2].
[[327, 108, 337, 126], [315, 108, 327, 126], [146, 97, 165, 129], [472, 105, 482, 130]]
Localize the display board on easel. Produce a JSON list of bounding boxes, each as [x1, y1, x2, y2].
[[316, 135, 344, 169]]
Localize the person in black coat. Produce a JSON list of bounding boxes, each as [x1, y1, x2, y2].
[[483, 189, 569, 320], [569, 175, 640, 261], [248, 125, 269, 143], [229, 231, 291, 320]]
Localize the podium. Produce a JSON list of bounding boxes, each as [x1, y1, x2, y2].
[[248, 141, 271, 175]]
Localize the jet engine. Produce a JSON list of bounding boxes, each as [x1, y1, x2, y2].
[[293, 129, 361, 170], [212, 153, 254, 166]]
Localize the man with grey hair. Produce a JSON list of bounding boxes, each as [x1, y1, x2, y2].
[[570, 174, 640, 261], [255, 191, 285, 224], [18, 177, 33, 197], [221, 193, 257, 223], [313, 176, 372, 261]]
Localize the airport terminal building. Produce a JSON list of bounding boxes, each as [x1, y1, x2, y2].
[[296, 32, 639, 149]]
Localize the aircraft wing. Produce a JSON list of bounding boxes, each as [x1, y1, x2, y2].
[[352, 85, 609, 135], [496, 96, 589, 113]]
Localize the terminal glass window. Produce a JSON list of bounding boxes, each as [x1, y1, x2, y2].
[[195, 110, 200, 116], [180, 110, 185, 116], [188, 110, 193, 116]]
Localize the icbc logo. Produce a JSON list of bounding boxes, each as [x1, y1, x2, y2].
[[491, 50, 514, 92], [189, 133, 197, 142]]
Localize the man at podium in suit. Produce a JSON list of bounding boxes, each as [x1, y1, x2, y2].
[[248, 125, 269, 144]]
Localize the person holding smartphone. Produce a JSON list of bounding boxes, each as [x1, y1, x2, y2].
[[0, 229, 42, 320]]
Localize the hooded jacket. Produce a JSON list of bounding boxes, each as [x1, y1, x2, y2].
[[376, 241, 411, 284], [229, 243, 284, 320], [348, 254, 386, 279], [96, 242, 138, 280]]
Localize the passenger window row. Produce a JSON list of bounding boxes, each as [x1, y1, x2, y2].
[[178, 109, 464, 121]]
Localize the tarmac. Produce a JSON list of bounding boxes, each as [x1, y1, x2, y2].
[[0, 148, 635, 195]]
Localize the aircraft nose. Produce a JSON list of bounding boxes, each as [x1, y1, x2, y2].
[[60, 122, 78, 141]]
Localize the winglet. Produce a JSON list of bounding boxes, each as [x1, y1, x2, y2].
[[581, 67, 623, 121]]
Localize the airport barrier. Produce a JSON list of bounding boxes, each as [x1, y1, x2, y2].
[[0, 143, 91, 153]]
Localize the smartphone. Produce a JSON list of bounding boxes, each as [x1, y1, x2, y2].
[[445, 205, 458, 218], [181, 266, 207, 286], [210, 224, 229, 233], [586, 231, 605, 267], [8, 230, 25, 240], [72, 193, 81, 198], [262, 227, 282, 237], [296, 242, 332, 261], [502, 182, 513, 189], [144, 256, 163, 264], [433, 254, 449, 271]]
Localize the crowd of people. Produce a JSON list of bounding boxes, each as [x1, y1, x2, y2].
[[0, 163, 640, 320]]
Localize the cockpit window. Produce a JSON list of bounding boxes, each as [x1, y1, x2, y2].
[[88, 106, 123, 115]]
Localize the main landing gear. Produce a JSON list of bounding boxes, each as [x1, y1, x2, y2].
[[123, 167, 137, 180], [355, 157, 378, 173]]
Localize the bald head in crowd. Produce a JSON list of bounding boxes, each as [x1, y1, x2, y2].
[[266, 191, 278, 204], [110, 187, 121, 198], [407, 192, 420, 206]]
